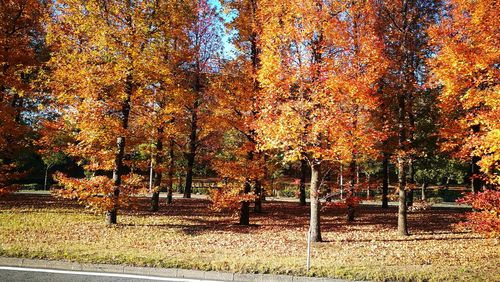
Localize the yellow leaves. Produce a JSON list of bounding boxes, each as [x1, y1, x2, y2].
[[430, 0, 499, 186], [53, 172, 145, 213]]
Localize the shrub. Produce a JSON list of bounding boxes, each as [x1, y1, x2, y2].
[[457, 190, 500, 237]]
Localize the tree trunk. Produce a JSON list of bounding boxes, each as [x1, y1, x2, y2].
[[346, 160, 356, 222], [406, 159, 414, 207], [240, 179, 251, 225], [309, 161, 322, 242], [44, 165, 50, 190], [240, 151, 254, 225], [166, 140, 174, 204], [366, 174, 371, 198], [340, 165, 344, 199], [421, 181, 427, 201], [184, 121, 196, 198], [184, 77, 200, 198], [299, 159, 307, 205], [107, 78, 131, 225], [382, 152, 389, 208], [107, 137, 126, 225], [397, 92, 408, 236], [150, 134, 163, 212], [397, 156, 408, 236], [254, 179, 262, 212]]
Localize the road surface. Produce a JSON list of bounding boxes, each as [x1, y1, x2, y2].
[[0, 266, 223, 282]]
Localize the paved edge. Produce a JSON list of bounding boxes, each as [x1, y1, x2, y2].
[[0, 257, 351, 282]]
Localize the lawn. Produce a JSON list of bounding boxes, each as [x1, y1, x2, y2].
[[0, 194, 499, 281]]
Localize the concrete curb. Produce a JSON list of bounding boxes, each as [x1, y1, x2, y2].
[[0, 256, 351, 281]]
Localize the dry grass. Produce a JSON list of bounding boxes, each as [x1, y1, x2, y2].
[[0, 194, 499, 281]]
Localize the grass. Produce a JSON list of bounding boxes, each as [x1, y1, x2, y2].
[[0, 194, 499, 281]]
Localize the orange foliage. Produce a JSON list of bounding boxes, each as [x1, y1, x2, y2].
[[53, 172, 146, 213], [429, 0, 499, 186], [256, 0, 386, 164]]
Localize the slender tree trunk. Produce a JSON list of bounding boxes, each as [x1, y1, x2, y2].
[[254, 179, 262, 212], [340, 164, 344, 199], [382, 153, 389, 208], [299, 159, 307, 205], [397, 93, 408, 236], [184, 74, 200, 198], [347, 160, 356, 222], [150, 134, 163, 212], [178, 175, 183, 193], [366, 174, 371, 198], [309, 161, 322, 242], [240, 152, 254, 225], [44, 165, 50, 190], [421, 181, 427, 201], [406, 159, 414, 207], [166, 140, 174, 204], [184, 119, 196, 198], [106, 77, 131, 225], [397, 156, 408, 235], [471, 125, 482, 193]]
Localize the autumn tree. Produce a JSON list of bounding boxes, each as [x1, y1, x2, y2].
[[374, 0, 442, 235], [47, 0, 173, 224], [257, 0, 385, 242], [429, 0, 499, 236], [180, 0, 223, 199], [207, 0, 267, 225], [0, 0, 47, 195]]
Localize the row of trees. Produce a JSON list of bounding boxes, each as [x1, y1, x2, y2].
[[0, 0, 498, 237]]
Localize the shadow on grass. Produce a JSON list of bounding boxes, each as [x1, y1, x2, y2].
[[1, 194, 469, 237]]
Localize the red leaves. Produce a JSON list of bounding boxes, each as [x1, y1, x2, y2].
[[457, 190, 500, 237]]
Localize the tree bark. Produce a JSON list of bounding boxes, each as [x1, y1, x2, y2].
[[184, 72, 201, 198], [240, 152, 254, 225], [397, 92, 408, 236], [166, 140, 174, 204], [299, 159, 307, 205], [406, 159, 414, 207], [240, 179, 251, 225], [309, 161, 322, 242], [421, 181, 427, 201], [184, 109, 197, 198], [347, 159, 356, 222], [150, 133, 163, 212], [471, 124, 482, 193], [106, 77, 131, 225], [254, 179, 262, 212], [382, 153, 389, 208], [44, 165, 50, 190]]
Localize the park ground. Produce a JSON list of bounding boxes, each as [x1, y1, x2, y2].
[[0, 194, 499, 282]]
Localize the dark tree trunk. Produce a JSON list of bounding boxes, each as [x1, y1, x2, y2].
[[166, 140, 174, 204], [44, 165, 50, 190], [382, 153, 389, 208], [240, 180, 251, 225], [309, 161, 322, 242], [184, 105, 198, 199], [106, 77, 131, 225], [254, 179, 262, 212], [150, 133, 164, 212], [299, 159, 307, 206], [471, 124, 481, 193], [240, 151, 254, 225]]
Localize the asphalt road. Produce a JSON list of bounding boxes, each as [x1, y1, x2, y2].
[[0, 267, 222, 282]]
